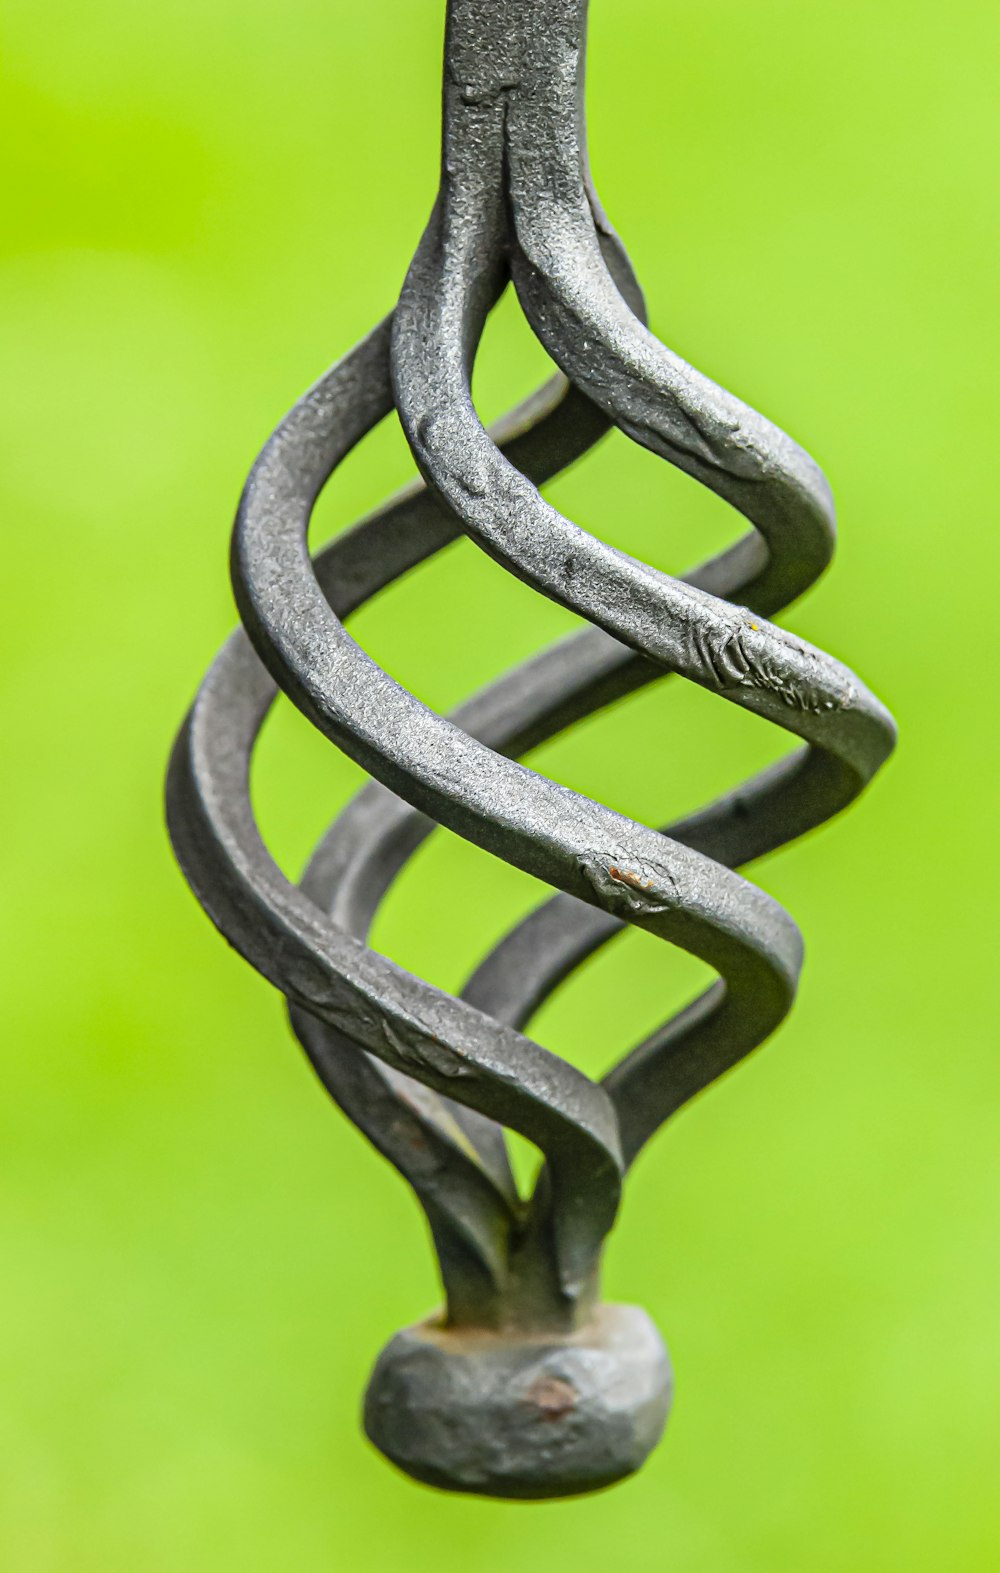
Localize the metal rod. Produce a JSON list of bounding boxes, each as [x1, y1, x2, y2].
[[165, 0, 895, 1499]]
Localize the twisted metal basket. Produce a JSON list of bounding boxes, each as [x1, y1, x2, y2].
[[166, 0, 896, 1499]]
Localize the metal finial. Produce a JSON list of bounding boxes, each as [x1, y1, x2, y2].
[[166, 0, 895, 1499]]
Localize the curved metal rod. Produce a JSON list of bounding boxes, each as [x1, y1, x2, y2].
[[389, 1, 895, 1183], [289, 222, 649, 1223], [169, 327, 639, 1324], [167, 0, 896, 1340], [231, 324, 816, 1319]]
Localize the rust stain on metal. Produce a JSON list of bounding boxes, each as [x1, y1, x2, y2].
[[608, 865, 655, 893], [525, 1374, 578, 1420]]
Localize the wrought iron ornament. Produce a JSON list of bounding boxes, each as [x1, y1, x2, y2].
[[167, 0, 896, 1499]]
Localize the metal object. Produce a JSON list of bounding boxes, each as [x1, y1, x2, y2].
[[166, 0, 896, 1500]]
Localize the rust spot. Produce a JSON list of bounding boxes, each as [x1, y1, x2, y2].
[[525, 1375, 578, 1420], [580, 855, 676, 916], [608, 865, 655, 893]]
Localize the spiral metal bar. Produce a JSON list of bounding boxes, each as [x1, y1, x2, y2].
[[166, 0, 895, 1497]]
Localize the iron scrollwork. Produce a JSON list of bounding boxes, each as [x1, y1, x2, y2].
[[166, 0, 896, 1498]]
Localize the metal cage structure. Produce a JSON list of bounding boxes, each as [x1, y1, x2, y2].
[[166, 0, 896, 1499]]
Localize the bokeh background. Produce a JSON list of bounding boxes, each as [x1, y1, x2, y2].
[[2, 0, 998, 1567]]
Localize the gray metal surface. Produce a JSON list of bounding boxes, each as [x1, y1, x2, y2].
[[363, 1304, 672, 1499], [165, 0, 896, 1498]]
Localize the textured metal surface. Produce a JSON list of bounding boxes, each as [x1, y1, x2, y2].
[[165, 0, 896, 1498], [363, 1304, 672, 1499]]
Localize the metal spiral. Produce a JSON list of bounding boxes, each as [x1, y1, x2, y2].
[[166, 0, 895, 1500]]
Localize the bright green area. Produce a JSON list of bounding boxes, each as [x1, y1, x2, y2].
[[2, 0, 997, 1567]]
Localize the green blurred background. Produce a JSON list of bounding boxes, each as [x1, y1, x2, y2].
[[2, 0, 997, 1566]]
